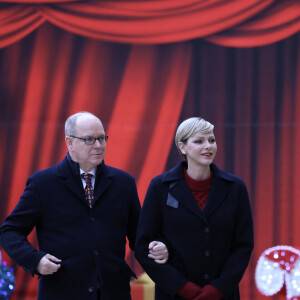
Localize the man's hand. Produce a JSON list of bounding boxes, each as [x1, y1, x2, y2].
[[36, 254, 61, 275], [148, 241, 169, 264]]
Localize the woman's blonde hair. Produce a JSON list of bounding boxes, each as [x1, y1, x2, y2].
[[175, 117, 214, 158]]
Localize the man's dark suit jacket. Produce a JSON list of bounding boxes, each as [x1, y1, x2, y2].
[[0, 155, 141, 300], [135, 162, 254, 300]]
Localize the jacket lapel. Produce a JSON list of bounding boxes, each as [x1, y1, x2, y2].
[[93, 169, 111, 204], [170, 180, 207, 222], [64, 175, 86, 201], [58, 157, 87, 203], [58, 156, 113, 206], [204, 176, 230, 217], [163, 162, 207, 222], [203, 164, 232, 217], [164, 162, 233, 221]]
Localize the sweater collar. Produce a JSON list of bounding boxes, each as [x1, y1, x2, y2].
[[162, 161, 235, 183], [183, 167, 212, 191]]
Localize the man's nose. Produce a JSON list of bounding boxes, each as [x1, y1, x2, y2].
[[93, 139, 102, 147]]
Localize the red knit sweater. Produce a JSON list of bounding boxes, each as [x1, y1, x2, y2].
[[183, 168, 212, 211]]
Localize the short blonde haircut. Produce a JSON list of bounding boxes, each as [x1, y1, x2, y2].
[[175, 117, 214, 158]]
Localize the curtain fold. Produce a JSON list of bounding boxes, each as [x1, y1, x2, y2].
[[0, 5, 45, 48], [3, 0, 79, 3], [0, 1, 300, 300], [205, 0, 300, 47], [105, 43, 192, 201], [1, 0, 299, 48], [0, 24, 191, 299], [39, 0, 274, 44]]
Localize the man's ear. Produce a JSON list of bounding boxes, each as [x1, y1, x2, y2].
[[65, 136, 73, 151]]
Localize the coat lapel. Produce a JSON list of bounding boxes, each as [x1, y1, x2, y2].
[[163, 162, 234, 222], [204, 176, 230, 217], [170, 180, 207, 222], [64, 175, 86, 201], [93, 162, 115, 205], [58, 156, 113, 207], [93, 168, 112, 204], [203, 164, 233, 217], [163, 162, 207, 222], [58, 157, 87, 204]]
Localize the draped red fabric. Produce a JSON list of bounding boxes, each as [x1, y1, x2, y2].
[[0, 5, 45, 48], [0, 23, 191, 300], [0, 0, 299, 48], [206, 0, 300, 47], [0, 1, 300, 300], [2, 0, 79, 2], [39, 0, 274, 44], [105, 43, 192, 201]]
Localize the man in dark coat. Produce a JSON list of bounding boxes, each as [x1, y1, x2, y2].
[[0, 111, 167, 300]]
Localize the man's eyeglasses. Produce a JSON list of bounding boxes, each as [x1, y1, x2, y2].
[[69, 135, 108, 145]]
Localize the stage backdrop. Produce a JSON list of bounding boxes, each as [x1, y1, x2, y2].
[[0, 0, 300, 299]]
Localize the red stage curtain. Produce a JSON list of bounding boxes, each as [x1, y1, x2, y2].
[[1, 27, 299, 300], [0, 1, 299, 300], [206, 0, 300, 47], [0, 24, 191, 299], [1, 0, 300, 48]]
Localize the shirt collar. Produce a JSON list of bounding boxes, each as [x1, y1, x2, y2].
[[80, 168, 96, 177]]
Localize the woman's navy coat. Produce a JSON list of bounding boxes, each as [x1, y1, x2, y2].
[[0, 156, 141, 300], [135, 162, 254, 300]]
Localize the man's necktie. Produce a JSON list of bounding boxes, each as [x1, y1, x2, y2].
[[82, 173, 94, 208]]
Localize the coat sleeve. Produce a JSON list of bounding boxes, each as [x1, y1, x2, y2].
[[135, 179, 188, 297], [0, 175, 46, 276], [126, 176, 141, 251], [210, 179, 254, 297]]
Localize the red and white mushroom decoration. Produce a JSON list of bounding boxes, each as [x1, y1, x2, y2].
[[255, 245, 300, 300]]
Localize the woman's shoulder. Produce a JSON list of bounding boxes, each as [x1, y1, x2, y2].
[[151, 162, 184, 183], [211, 163, 246, 186]]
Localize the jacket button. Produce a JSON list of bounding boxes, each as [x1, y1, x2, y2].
[[205, 250, 210, 257], [204, 227, 210, 233], [204, 274, 209, 280], [88, 287, 94, 293], [93, 250, 99, 256], [90, 216, 95, 222]]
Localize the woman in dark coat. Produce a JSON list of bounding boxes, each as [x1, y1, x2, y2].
[[135, 117, 254, 300]]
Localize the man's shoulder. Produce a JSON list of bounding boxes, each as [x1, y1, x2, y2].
[[30, 157, 67, 179], [104, 164, 134, 179]]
